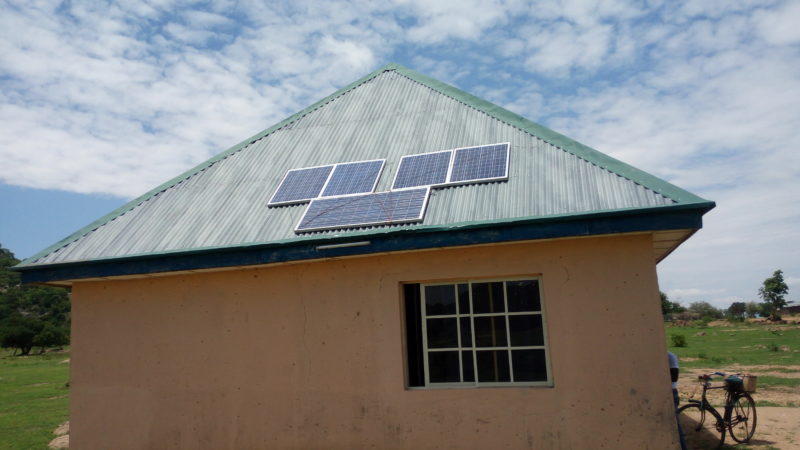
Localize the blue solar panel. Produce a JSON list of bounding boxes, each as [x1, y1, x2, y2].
[[449, 143, 509, 183], [296, 188, 430, 232], [269, 165, 334, 205], [392, 151, 452, 189], [321, 160, 384, 197]]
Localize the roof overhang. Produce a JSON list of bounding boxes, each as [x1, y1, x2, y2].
[[15, 202, 714, 286]]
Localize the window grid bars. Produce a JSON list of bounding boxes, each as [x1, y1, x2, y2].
[[421, 279, 545, 386]]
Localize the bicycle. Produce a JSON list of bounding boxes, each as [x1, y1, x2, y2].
[[677, 372, 757, 449]]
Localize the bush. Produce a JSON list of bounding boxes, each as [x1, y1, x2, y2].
[[671, 334, 687, 348]]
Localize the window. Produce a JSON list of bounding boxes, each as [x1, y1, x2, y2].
[[404, 278, 552, 388]]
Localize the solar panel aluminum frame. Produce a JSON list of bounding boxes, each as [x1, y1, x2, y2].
[[294, 187, 431, 233], [268, 159, 386, 207], [268, 163, 335, 206], [390, 142, 510, 191], [319, 158, 386, 198], [390, 150, 454, 191], [446, 142, 511, 187]]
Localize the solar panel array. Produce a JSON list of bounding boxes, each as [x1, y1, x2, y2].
[[296, 188, 430, 232], [392, 143, 509, 190], [269, 160, 384, 206], [275, 142, 509, 233]]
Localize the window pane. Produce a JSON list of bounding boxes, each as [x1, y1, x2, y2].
[[474, 316, 507, 347], [508, 314, 544, 346], [472, 282, 505, 314], [476, 350, 510, 382], [462, 351, 474, 382], [507, 280, 540, 312], [427, 318, 458, 348], [428, 351, 461, 383], [425, 284, 456, 316], [512, 349, 548, 381], [460, 317, 472, 347], [457, 283, 470, 314]]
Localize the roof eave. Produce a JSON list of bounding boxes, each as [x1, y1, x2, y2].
[[15, 201, 714, 284]]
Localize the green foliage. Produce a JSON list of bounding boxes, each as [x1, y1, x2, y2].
[[671, 334, 687, 347], [726, 301, 746, 320], [0, 245, 21, 289], [745, 301, 761, 318], [32, 323, 69, 352], [688, 301, 723, 320], [0, 348, 70, 448], [759, 269, 791, 320], [0, 245, 71, 355], [660, 291, 686, 318]]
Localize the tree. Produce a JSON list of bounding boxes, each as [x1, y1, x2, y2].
[[660, 291, 685, 318], [0, 245, 21, 291], [759, 269, 791, 320], [688, 301, 723, 320], [745, 302, 761, 319], [0, 245, 71, 355], [727, 302, 746, 320], [32, 322, 69, 353]]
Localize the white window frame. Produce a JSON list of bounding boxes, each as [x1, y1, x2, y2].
[[418, 277, 552, 388]]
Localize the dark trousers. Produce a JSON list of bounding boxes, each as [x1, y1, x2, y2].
[[673, 388, 687, 450]]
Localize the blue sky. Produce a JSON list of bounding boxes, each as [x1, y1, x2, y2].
[[1, 0, 799, 308]]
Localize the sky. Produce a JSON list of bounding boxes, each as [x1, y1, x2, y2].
[[1, 0, 798, 308]]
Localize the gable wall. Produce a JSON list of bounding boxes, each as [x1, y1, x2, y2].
[[70, 234, 678, 449]]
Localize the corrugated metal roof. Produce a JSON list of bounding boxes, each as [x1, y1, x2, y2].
[[18, 64, 708, 267]]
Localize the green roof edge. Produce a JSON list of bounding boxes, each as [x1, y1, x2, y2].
[[389, 63, 711, 206], [16, 201, 712, 271], [19, 62, 714, 267]]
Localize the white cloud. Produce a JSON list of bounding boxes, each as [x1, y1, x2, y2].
[[398, 0, 512, 43], [752, 1, 800, 45]]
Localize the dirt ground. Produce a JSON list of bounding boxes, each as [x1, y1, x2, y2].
[[679, 365, 800, 449]]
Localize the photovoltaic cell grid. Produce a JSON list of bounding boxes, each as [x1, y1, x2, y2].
[[321, 160, 384, 197], [449, 143, 509, 183], [392, 151, 452, 190], [296, 188, 430, 232], [269, 165, 333, 205]]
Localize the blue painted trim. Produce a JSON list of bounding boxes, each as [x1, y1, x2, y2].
[[18, 205, 709, 284]]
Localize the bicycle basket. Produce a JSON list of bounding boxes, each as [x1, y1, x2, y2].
[[742, 375, 757, 393], [725, 375, 744, 392]]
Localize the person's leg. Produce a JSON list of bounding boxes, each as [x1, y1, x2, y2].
[[673, 388, 687, 450]]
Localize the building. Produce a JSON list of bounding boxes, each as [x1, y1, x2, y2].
[[15, 63, 714, 449]]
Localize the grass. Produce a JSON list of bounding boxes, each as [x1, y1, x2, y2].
[[665, 322, 800, 368], [0, 348, 70, 450]]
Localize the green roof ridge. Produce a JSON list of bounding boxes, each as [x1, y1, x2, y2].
[[388, 63, 711, 206]]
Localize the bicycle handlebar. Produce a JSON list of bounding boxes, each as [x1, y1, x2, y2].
[[697, 371, 741, 380]]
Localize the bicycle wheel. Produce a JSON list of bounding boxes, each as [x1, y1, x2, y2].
[[728, 392, 757, 443], [678, 403, 725, 449]]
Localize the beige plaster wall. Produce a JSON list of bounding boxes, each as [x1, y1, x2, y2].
[[70, 234, 677, 449]]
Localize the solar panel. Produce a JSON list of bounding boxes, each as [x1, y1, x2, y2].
[[296, 188, 430, 233], [269, 165, 334, 205], [449, 143, 509, 184], [392, 151, 452, 189], [321, 160, 384, 197]]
